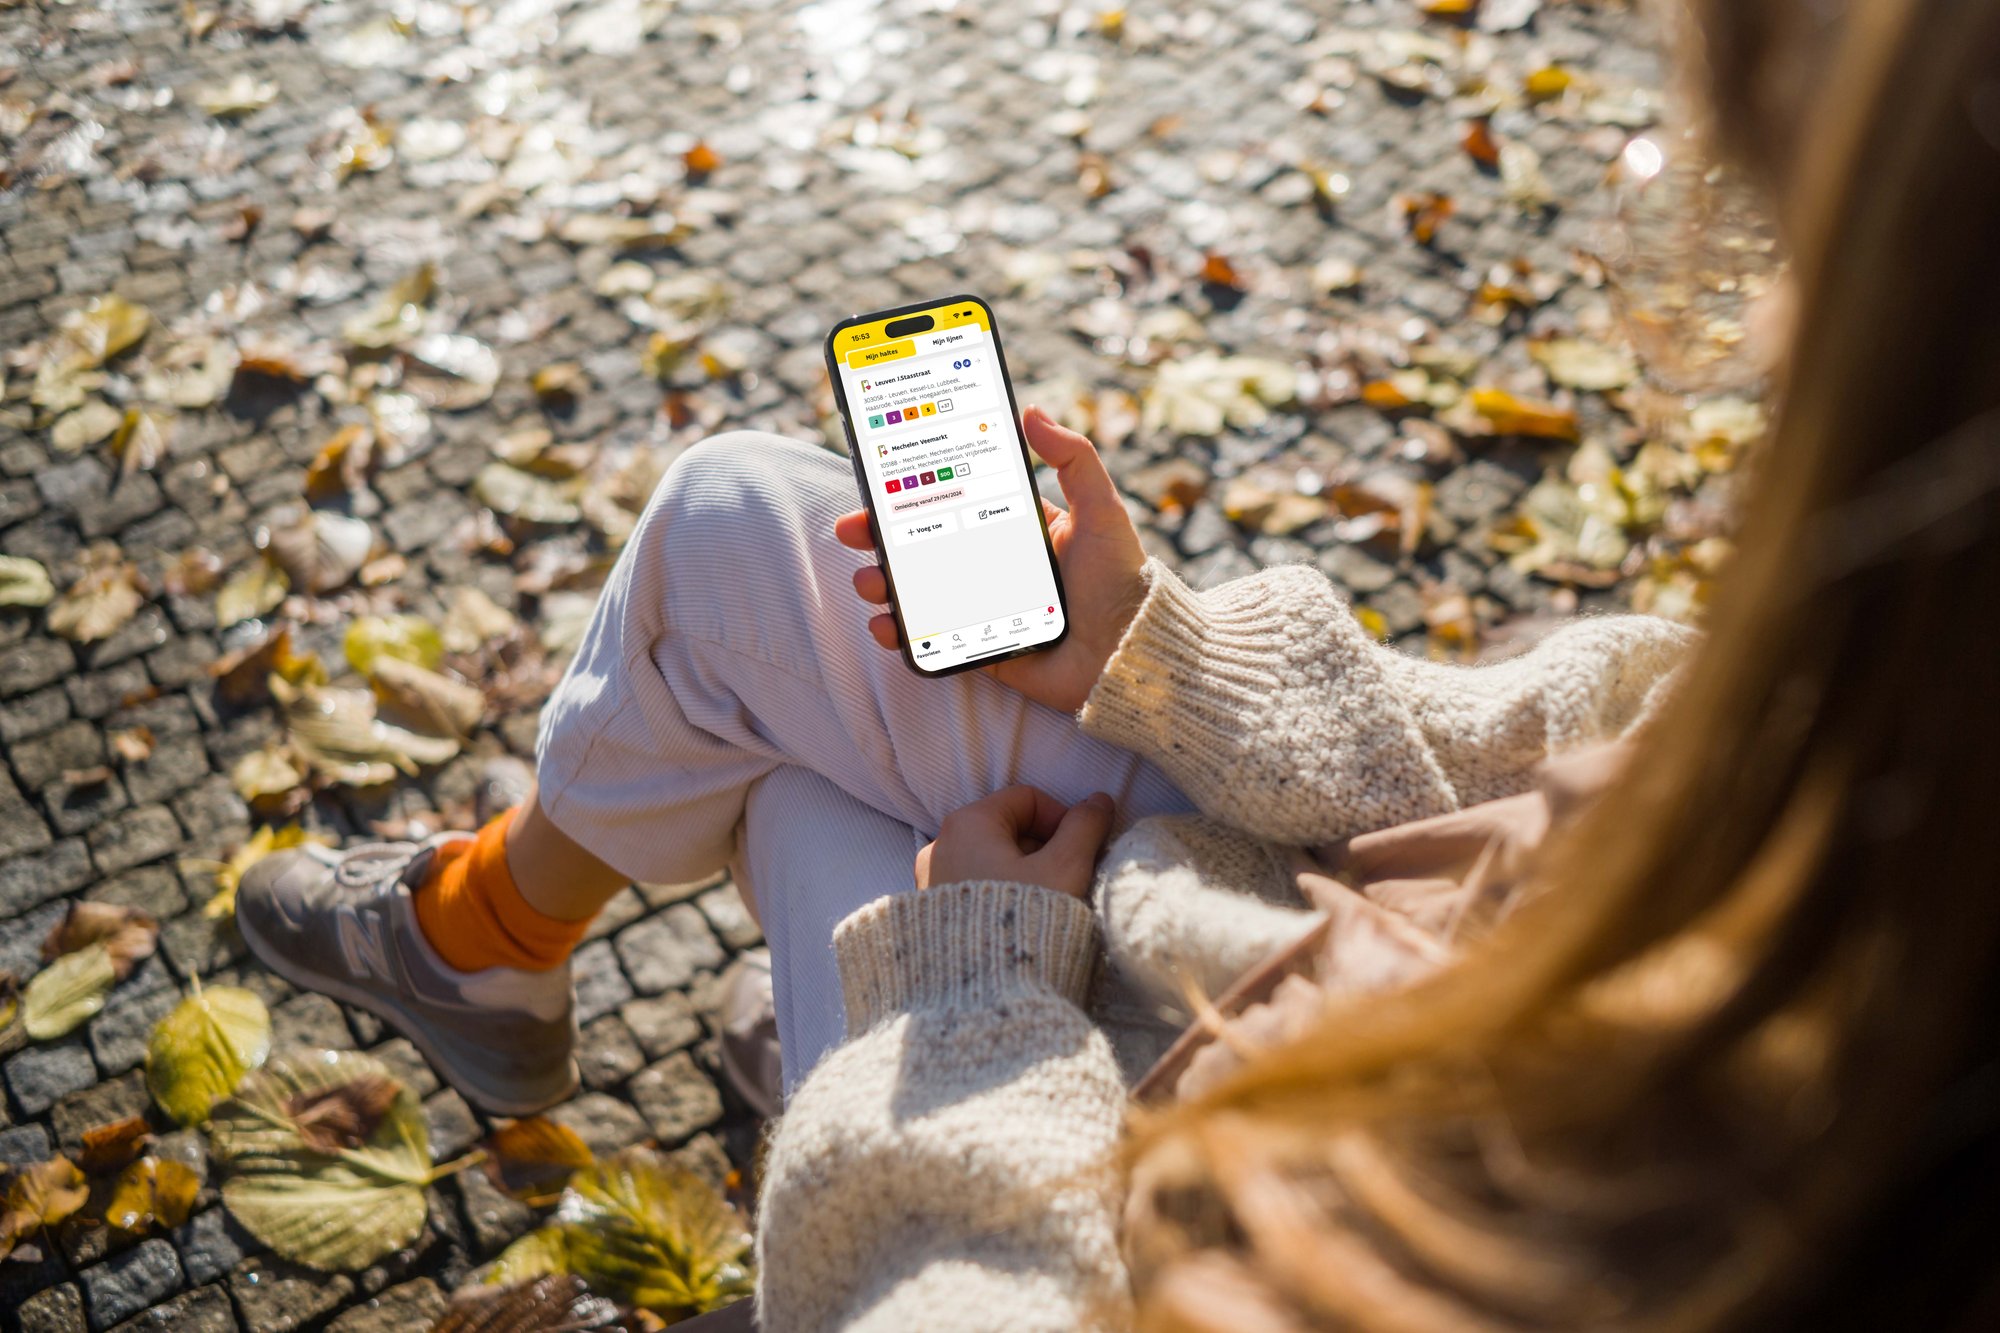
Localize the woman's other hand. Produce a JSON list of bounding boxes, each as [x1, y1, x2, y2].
[[835, 406, 1148, 714], [915, 785, 1116, 900]]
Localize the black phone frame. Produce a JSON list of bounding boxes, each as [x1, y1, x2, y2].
[[823, 293, 1071, 678]]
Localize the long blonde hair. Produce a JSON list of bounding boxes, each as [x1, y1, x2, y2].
[[1125, 2, 2000, 1328]]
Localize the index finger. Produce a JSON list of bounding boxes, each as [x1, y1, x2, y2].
[[834, 509, 875, 551]]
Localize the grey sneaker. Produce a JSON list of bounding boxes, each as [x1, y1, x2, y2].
[[236, 836, 580, 1116]]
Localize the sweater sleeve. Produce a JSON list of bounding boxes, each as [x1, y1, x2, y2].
[[1079, 559, 1694, 843], [755, 882, 1132, 1333]]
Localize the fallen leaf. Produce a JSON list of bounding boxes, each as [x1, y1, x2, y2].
[[140, 336, 239, 409], [105, 1156, 201, 1234], [147, 983, 272, 1125], [1, 1157, 88, 1261], [1525, 65, 1573, 102], [441, 587, 518, 653], [531, 362, 587, 405], [1531, 337, 1638, 391], [344, 614, 444, 676], [262, 510, 374, 594], [50, 399, 123, 453], [1198, 252, 1245, 290], [205, 824, 328, 919], [555, 213, 684, 248], [1397, 191, 1455, 245], [1462, 388, 1580, 441], [303, 425, 375, 505], [77, 1117, 153, 1175], [370, 657, 485, 739], [682, 141, 721, 176], [284, 1074, 402, 1154], [436, 1276, 625, 1333], [43, 902, 158, 981], [0, 556, 56, 608], [230, 746, 308, 811], [1140, 355, 1297, 438], [214, 558, 291, 628], [46, 548, 145, 643], [210, 624, 325, 705], [109, 726, 157, 763], [163, 549, 224, 599], [1500, 141, 1553, 210], [1461, 118, 1500, 168], [483, 1149, 754, 1317], [476, 463, 585, 525], [212, 1049, 457, 1271], [483, 1117, 595, 1208], [22, 944, 118, 1040], [110, 407, 173, 475], [343, 265, 435, 350], [277, 680, 461, 785], [401, 334, 500, 410], [195, 73, 277, 117]]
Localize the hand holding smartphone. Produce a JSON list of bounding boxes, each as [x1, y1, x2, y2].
[[825, 296, 1070, 676]]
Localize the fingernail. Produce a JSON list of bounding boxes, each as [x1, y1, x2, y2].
[[1085, 791, 1114, 811]]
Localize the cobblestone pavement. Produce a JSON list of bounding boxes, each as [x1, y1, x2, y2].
[[0, 0, 1732, 1328]]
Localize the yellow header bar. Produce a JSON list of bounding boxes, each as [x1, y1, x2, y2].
[[832, 300, 990, 365]]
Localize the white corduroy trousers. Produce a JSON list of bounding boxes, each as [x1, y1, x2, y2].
[[536, 432, 1191, 1092]]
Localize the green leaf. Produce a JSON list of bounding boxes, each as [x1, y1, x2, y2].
[[211, 1050, 445, 1270], [344, 614, 444, 676], [148, 984, 271, 1125], [0, 556, 56, 608], [485, 1148, 754, 1317], [22, 942, 117, 1040]]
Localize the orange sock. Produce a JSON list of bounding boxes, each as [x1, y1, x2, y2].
[[413, 809, 591, 973]]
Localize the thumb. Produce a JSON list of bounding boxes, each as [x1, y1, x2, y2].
[[1022, 406, 1123, 526], [1031, 792, 1116, 896]]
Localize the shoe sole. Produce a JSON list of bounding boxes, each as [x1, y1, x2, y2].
[[237, 906, 580, 1118]]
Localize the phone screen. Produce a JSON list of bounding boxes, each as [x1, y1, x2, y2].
[[828, 297, 1066, 675]]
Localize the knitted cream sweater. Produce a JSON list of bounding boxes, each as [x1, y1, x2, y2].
[[755, 558, 1692, 1331]]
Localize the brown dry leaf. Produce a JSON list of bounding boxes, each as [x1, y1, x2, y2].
[[210, 625, 326, 706], [163, 548, 224, 598], [531, 362, 588, 405], [441, 588, 519, 654], [343, 265, 435, 350], [483, 1117, 595, 1208], [43, 902, 159, 981], [283, 1074, 402, 1154], [262, 509, 374, 594], [682, 141, 722, 176], [1397, 192, 1455, 246], [77, 1117, 153, 1175], [1126, 458, 1210, 513], [47, 546, 145, 644], [1, 1157, 89, 1260], [1418, 0, 1475, 17], [1465, 389, 1580, 441], [109, 727, 157, 763], [220, 204, 263, 242], [303, 425, 376, 504], [1461, 118, 1501, 168], [105, 1156, 199, 1234], [370, 657, 485, 740], [1077, 151, 1112, 198], [1198, 252, 1245, 290], [401, 334, 501, 411]]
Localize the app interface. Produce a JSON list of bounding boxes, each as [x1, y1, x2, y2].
[[832, 301, 1063, 672]]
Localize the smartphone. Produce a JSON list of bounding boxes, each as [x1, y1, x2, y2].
[[825, 295, 1068, 677]]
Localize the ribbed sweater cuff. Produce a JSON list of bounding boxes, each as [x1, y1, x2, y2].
[[835, 882, 1100, 1037], [1078, 558, 1292, 769]]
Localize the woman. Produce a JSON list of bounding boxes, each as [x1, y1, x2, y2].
[[238, 0, 2000, 1327]]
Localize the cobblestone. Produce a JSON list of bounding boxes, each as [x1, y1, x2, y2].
[[0, 0, 1694, 1323]]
